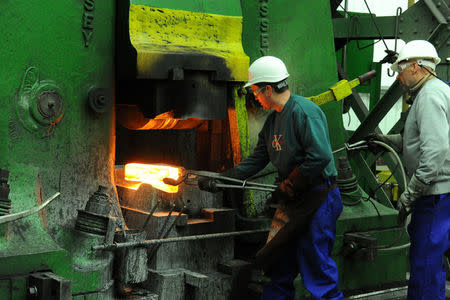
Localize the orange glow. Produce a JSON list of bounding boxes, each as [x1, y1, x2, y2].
[[124, 163, 181, 193]]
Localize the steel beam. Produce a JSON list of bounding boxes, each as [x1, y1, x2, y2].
[[349, 81, 403, 144]]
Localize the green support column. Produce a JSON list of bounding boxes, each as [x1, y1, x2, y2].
[[0, 1, 116, 297]]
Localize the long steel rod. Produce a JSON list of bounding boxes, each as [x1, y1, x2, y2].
[[156, 203, 175, 239], [190, 170, 277, 189], [142, 199, 160, 229], [0, 192, 60, 224], [148, 206, 186, 261], [214, 183, 275, 192], [147, 203, 176, 254], [93, 229, 268, 251]]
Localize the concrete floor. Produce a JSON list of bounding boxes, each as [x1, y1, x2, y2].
[[347, 281, 450, 300]]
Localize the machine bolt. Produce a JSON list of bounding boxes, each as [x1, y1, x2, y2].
[[47, 99, 55, 109], [436, 2, 441, 7], [88, 87, 111, 114], [28, 286, 38, 296], [399, 30, 403, 34], [37, 90, 62, 119]]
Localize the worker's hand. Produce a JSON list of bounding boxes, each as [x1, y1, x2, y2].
[[364, 133, 388, 153], [275, 167, 308, 202], [397, 194, 412, 224], [364, 133, 403, 154], [198, 179, 222, 193], [271, 187, 291, 204], [396, 174, 429, 224]]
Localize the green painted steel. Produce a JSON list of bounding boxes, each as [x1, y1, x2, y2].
[[0, 0, 116, 297], [333, 16, 398, 39], [333, 1, 449, 79], [240, 0, 346, 151], [242, 0, 339, 96], [336, 41, 375, 94], [369, 62, 382, 111]]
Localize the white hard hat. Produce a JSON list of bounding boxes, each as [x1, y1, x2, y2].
[[391, 40, 441, 72], [244, 56, 289, 88]]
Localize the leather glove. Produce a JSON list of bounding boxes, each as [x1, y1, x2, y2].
[[272, 167, 308, 203], [397, 174, 429, 224], [364, 133, 403, 154], [271, 188, 291, 204]]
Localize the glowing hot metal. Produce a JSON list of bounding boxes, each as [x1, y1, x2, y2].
[[124, 163, 181, 193]]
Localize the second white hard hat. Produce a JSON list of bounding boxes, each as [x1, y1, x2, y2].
[[244, 56, 290, 88], [391, 40, 441, 73]]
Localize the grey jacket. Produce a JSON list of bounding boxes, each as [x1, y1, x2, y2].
[[403, 78, 450, 195]]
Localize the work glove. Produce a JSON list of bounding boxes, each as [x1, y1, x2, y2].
[[397, 174, 429, 224], [364, 133, 403, 154], [272, 167, 308, 203]]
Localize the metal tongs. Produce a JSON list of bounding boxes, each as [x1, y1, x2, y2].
[[163, 169, 276, 192], [333, 140, 368, 154]]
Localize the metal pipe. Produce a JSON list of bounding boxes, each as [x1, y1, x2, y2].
[[347, 286, 407, 299], [161, 206, 185, 240], [142, 199, 160, 229], [154, 203, 175, 240], [214, 183, 275, 192], [146, 203, 176, 254], [378, 242, 410, 252], [148, 205, 186, 260], [93, 228, 268, 251], [0, 192, 60, 224], [342, 0, 348, 73], [372, 140, 407, 189], [190, 170, 277, 189]]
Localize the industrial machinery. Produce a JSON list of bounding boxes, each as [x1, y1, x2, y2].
[[0, 0, 448, 299]]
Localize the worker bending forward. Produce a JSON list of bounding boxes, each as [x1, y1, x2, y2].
[[201, 56, 344, 299]]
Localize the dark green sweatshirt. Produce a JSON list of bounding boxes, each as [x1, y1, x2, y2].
[[233, 94, 337, 182]]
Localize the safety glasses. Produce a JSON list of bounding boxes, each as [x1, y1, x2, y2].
[[253, 86, 266, 97], [397, 61, 414, 73]]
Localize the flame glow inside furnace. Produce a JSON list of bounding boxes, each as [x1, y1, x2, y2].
[[124, 163, 180, 193]]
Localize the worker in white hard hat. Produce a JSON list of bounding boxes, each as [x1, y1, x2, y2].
[[199, 56, 344, 299], [366, 40, 450, 300]]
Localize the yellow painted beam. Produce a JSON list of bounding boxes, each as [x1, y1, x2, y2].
[[129, 5, 249, 81]]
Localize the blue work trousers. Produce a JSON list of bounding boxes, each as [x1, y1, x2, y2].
[[261, 187, 344, 300], [407, 193, 450, 300]]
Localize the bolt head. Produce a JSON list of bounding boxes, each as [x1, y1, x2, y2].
[[97, 95, 106, 104], [28, 286, 38, 295]]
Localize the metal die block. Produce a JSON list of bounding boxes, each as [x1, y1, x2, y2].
[[27, 272, 71, 300]]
